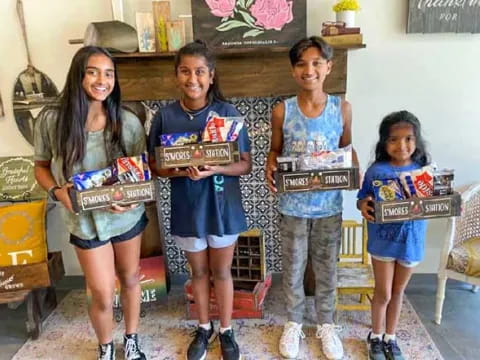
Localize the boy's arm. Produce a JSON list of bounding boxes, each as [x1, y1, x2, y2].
[[339, 99, 359, 168], [266, 102, 285, 193]]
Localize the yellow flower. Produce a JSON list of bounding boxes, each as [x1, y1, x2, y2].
[[333, 0, 361, 12]]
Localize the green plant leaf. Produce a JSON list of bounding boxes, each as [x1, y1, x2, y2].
[[243, 29, 264, 38], [221, 16, 229, 22], [238, 0, 246, 9], [216, 20, 250, 32], [246, 0, 255, 8], [238, 10, 256, 26]]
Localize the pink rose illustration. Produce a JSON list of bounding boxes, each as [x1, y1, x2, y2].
[[205, 0, 236, 18], [250, 0, 294, 31]]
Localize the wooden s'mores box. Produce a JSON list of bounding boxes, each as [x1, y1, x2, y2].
[[275, 167, 360, 193], [156, 142, 240, 169], [374, 192, 462, 224], [69, 181, 155, 213]]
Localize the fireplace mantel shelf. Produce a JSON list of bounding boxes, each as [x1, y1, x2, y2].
[[114, 45, 366, 101]]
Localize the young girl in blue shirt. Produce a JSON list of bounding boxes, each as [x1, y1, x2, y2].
[[148, 41, 251, 360], [357, 110, 430, 360]]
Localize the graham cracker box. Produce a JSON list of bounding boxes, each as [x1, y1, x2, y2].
[[374, 193, 462, 224], [275, 167, 360, 193], [69, 181, 155, 213], [155, 142, 240, 169]]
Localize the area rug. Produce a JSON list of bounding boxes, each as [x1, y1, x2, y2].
[[13, 284, 443, 360]]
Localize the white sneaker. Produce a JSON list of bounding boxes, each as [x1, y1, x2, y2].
[[316, 323, 344, 360], [279, 321, 305, 359]]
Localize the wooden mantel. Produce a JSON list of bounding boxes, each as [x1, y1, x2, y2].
[[114, 45, 365, 101]]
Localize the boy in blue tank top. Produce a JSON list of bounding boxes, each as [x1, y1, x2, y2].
[[266, 37, 359, 360]]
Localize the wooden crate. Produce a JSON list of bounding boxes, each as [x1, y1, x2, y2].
[[185, 273, 272, 320], [374, 192, 462, 223], [232, 229, 266, 282], [155, 142, 239, 169], [274, 167, 359, 193]]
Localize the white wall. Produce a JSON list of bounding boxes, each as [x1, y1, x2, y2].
[[1, 0, 479, 274]]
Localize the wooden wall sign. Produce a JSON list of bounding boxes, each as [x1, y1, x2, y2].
[[0, 156, 45, 201], [152, 0, 171, 52], [407, 0, 480, 33], [192, 0, 306, 49]]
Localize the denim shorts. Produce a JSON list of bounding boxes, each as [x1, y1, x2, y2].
[[370, 254, 420, 268], [173, 233, 239, 253], [70, 212, 148, 250]]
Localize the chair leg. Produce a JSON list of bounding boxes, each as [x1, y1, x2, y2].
[[435, 275, 447, 325], [472, 285, 479, 293]]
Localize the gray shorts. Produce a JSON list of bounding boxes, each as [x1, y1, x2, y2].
[[173, 234, 239, 253], [370, 254, 420, 268]]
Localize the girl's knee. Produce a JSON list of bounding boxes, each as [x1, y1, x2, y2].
[[117, 268, 140, 289], [391, 286, 406, 299], [190, 265, 209, 280], [374, 288, 391, 305], [211, 267, 232, 281], [89, 288, 114, 311]]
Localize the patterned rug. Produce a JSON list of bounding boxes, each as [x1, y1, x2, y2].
[[13, 285, 443, 360]]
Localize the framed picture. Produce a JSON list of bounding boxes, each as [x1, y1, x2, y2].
[[191, 0, 306, 49], [407, 0, 480, 33]]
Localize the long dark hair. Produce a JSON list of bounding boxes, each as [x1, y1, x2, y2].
[[55, 46, 124, 179], [374, 110, 430, 166], [173, 40, 226, 103]]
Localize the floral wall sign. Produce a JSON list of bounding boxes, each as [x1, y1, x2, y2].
[[191, 0, 306, 49]]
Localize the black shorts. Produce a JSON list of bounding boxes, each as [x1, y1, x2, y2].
[[70, 212, 149, 250]]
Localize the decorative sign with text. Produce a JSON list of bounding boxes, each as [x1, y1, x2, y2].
[[407, 0, 480, 33], [191, 0, 306, 49], [0, 156, 46, 202]]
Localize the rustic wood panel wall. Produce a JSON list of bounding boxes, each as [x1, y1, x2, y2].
[[114, 49, 348, 100]]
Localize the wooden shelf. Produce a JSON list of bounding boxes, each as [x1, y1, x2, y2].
[[113, 45, 365, 101]]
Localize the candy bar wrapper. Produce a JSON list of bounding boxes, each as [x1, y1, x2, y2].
[[399, 173, 417, 198], [277, 156, 298, 172], [411, 166, 434, 197], [202, 112, 244, 143], [114, 154, 151, 184], [433, 169, 454, 196], [298, 145, 352, 170], [72, 167, 114, 191], [160, 131, 200, 147], [372, 179, 405, 201]]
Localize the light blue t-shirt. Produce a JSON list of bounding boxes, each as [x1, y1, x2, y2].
[[278, 95, 343, 218], [148, 100, 250, 238], [357, 161, 427, 262]]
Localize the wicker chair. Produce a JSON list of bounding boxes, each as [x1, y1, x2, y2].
[[435, 183, 480, 325]]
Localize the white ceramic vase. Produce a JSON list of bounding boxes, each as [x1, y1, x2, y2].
[[336, 10, 355, 28]]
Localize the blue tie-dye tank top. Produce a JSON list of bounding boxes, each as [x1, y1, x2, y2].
[[278, 95, 343, 218]]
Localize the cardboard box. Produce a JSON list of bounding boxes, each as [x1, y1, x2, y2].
[[69, 181, 155, 213], [374, 193, 461, 224], [274, 167, 359, 193], [155, 142, 239, 169]]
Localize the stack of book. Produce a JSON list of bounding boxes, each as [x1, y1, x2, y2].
[[321, 21, 363, 46]]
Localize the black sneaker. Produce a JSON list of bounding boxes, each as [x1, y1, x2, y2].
[[187, 322, 216, 360], [384, 338, 404, 360], [98, 341, 115, 360], [367, 332, 386, 360], [219, 329, 242, 360], [124, 333, 147, 360]]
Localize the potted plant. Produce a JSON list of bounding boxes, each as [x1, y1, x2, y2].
[[332, 0, 360, 28]]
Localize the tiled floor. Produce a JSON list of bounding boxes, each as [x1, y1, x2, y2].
[[0, 274, 478, 360]]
